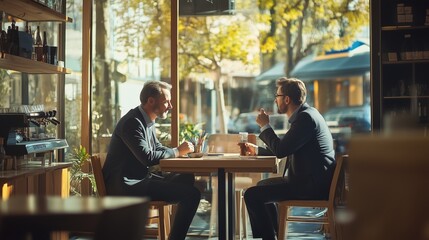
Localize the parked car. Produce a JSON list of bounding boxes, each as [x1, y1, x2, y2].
[[323, 105, 371, 133], [231, 112, 289, 136], [232, 112, 260, 133], [323, 105, 371, 153]]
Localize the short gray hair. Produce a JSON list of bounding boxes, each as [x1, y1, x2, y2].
[[140, 81, 172, 104]]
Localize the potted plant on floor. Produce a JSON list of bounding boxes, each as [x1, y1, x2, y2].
[[69, 145, 96, 196]]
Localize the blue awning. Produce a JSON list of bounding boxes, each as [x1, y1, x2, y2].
[[255, 51, 370, 82], [290, 51, 370, 81], [255, 62, 285, 82]]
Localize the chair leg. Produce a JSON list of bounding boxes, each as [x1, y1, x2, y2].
[[235, 190, 241, 238], [241, 194, 248, 239], [164, 205, 172, 239], [235, 189, 248, 239], [278, 205, 289, 240], [209, 186, 218, 238], [158, 206, 166, 240], [327, 207, 336, 240]]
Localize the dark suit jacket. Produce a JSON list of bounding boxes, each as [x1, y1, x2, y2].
[[102, 107, 175, 195], [258, 103, 335, 198]]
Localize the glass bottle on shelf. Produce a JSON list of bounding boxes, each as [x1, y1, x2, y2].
[[12, 25, 19, 56], [6, 25, 11, 53], [5, 22, 18, 56], [0, 28, 5, 58], [42, 31, 47, 62], [34, 26, 43, 61], [9, 21, 15, 55], [0, 12, 5, 57]]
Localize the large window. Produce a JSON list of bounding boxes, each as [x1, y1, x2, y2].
[[86, 0, 369, 154], [65, 0, 84, 155]]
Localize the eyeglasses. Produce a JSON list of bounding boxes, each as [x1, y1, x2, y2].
[[275, 94, 285, 98]]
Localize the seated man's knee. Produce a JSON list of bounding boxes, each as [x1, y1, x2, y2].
[[244, 186, 257, 201], [177, 173, 196, 185]]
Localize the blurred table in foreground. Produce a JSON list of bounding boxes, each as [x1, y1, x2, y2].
[[0, 195, 150, 240]]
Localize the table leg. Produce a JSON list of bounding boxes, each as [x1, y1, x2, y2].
[[218, 168, 226, 240], [228, 172, 235, 239]]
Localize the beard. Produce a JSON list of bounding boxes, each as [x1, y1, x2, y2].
[[277, 103, 288, 114], [158, 110, 169, 119], [153, 105, 169, 119]]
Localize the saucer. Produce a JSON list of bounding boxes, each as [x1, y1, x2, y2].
[[187, 152, 204, 158]]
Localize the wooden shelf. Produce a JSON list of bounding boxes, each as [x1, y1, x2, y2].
[[0, 0, 73, 22], [381, 25, 429, 31], [382, 59, 429, 64], [384, 96, 429, 99], [0, 54, 71, 74]]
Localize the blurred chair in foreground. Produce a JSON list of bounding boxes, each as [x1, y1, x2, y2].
[[94, 197, 150, 240], [91, 154, 172, 240], [346, 134, 429, 240]]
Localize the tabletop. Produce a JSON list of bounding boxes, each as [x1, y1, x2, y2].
[[159, 154, 278, 173]]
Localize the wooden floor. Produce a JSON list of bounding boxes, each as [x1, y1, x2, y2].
[[183, 207, 327, 240], [71, 207, 327, 240]]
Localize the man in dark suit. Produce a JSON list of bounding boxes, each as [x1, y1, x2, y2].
[[102, 81, 201, 240], [243, 77, 336, 240]]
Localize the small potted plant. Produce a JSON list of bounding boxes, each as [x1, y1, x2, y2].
[[69, 145, 96, 196], [180, 122, 207, 157]]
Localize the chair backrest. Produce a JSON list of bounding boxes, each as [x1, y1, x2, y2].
[[207, 133, 261, 186], [206, 133, 256, 153], [327, 155, 345, 203], [91, 155, 107, 197], [91, 155, 170, 239]]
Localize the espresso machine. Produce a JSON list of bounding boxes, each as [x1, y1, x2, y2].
[[0, 107, 68, 168]]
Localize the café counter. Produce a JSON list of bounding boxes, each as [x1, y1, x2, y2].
[[0, 162, 72, 198]]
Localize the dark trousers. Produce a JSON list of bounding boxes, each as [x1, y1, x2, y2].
[[244, 176, 328, 240], [244, 177, 287, 240], [124, 173, 201, 240]]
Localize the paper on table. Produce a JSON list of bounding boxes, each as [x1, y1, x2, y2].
[[206, 153, 240, 157]]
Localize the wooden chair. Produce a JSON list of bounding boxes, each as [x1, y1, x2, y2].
[[277, 155, 346, 240], [90, 155, 172, 240], [206, 133, 261, 239]]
